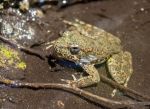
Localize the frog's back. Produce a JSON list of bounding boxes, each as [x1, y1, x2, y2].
[[92, 28, 122, 58], [54, 20, 122, 63], [64, 23, 122, 60]]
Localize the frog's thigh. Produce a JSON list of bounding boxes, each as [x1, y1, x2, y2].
[[73, 64, 100, 88], [107, 51, 133, 86]]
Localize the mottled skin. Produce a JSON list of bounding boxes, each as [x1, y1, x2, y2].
[[46, 19, 133, 95]]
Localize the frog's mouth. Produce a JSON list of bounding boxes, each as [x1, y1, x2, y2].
[[78, 55, 98, 65], [46, 45, 57, 58]]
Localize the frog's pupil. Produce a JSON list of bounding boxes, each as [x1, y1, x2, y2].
[[70, 47, 80, 55], [72, 47, 78, 49]]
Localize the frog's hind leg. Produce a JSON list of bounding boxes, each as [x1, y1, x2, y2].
[[63, 19, 97, 31], [107, 51, 133, 97], [63, 19, 106, 39], [63, 19, 86, 28]]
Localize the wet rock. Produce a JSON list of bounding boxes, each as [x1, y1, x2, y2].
[[0, 12, 35, 40], [0, 8, 46, 46]]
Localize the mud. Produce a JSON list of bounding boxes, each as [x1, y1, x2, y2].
[[0, 0, 150, 109]]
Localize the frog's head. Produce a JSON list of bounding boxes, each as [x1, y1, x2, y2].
[[48, 32, 95, 64]]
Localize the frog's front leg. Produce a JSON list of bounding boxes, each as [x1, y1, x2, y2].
[[107, 51, 133, 97], [66, 64, 100, 88]]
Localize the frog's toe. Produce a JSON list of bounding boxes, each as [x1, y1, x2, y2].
[[61, 78, 74, 84], [111, 89, 117, 97], [71, 74, 77, 81], [61, 79, 78, 87], [46, 44, 53, 50], [111, 89, 124, 97], [61, 79, 71, 84], [61, 74, 79, 87]]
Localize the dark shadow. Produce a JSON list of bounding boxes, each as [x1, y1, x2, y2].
[[30, 41, 46, 48], [95, 13, 113, 20], [47, 55, 57, 68]]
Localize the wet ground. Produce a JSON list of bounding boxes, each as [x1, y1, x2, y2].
[[0, 0, 150, 109]]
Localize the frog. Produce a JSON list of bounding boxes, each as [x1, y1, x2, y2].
[[46, 19, 133, 96]]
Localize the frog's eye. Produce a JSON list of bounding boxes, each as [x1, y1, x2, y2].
[[69, 44, 80, 55]]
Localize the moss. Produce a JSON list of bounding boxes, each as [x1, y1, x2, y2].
[[0, 44, 26, 70], [16, 62, 26, 70]]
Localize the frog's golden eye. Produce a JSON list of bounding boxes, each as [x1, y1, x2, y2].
[[69, 44, 80, 55]]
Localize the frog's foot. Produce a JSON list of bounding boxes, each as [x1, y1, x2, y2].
[[107, 51, 133, 97], [63, 19, 80, 31], [61, 79, 73, 84], [61, 74, 77, 86], [45, 40, 56, 50], [61, 64, 100, 88], [63, 19, 90, 29], [111, 89, 117, 97], [46, 44, 53, 50], [111, 76, 130, 97], [71, 64, 100, 88]]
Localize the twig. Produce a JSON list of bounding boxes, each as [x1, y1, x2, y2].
[[0, 36, 46, 60], [100, 75, 150, 101], [0, 76, 150, 108]]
